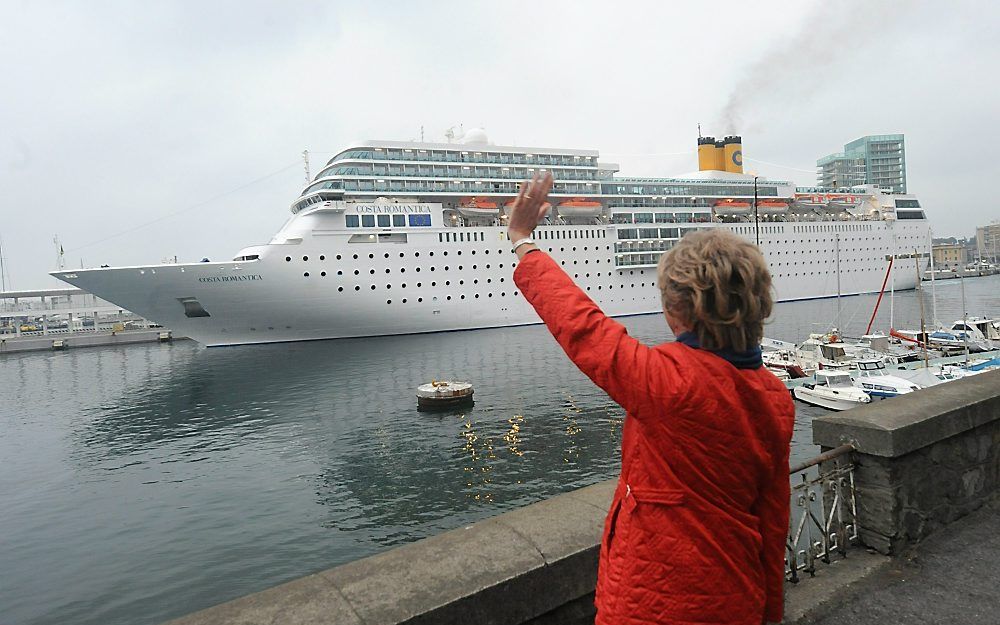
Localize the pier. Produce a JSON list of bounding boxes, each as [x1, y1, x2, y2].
[[160, 370, 1000, 625], [0, 287, 179, 353]]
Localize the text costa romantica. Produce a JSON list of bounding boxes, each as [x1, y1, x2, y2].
[[198, 275, 263, 283]]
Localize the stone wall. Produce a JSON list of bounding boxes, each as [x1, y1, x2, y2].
[[164, 481, 614, 625], [813, 369, 1000, 554]]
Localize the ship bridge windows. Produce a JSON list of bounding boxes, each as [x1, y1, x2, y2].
[[408, 214, 432, 226], [896, 210, 925, 220]]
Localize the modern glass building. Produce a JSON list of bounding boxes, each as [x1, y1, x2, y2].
[[817, 134, 906, 193]]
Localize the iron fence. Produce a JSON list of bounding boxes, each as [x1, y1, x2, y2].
[[785, 444, 858, 582]]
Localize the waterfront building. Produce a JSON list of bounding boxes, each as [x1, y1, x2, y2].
[[932, 243, 967, 269], [817, 135, 906, 193]]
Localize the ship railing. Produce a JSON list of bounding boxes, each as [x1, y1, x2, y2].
[[785, 444, 858, 582]]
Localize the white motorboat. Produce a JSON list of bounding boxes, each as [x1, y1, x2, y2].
[[852, 358, 922, 398], [793, 371, 872, 411]]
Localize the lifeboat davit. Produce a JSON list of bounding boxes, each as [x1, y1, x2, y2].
[[713, 199, 752, 215], [458, 197, 500, 218], [503, 198, 552, 215], [557, 198, 603, 218]]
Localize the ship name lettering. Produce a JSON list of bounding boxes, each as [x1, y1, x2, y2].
[[353, 204, 427, 214], [198, 274, 263, 283]]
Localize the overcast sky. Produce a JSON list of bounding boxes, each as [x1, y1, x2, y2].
[[2, 0, 997, 289]]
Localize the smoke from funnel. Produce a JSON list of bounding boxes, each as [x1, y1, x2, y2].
[[716, 1, 916, 135]]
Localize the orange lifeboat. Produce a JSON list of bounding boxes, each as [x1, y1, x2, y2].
[[457, 197, 501, 218], [713, 199, 752, 215], [556, 197, 603, 218]]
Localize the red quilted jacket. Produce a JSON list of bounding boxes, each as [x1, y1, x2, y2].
[[514, 251, 795, 625]]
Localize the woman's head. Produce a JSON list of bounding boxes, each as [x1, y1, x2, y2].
[[656, 229, 773, 352]]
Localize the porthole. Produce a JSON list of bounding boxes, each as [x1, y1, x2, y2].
[[418, 297, 423, 302], [384, 253, 389, 259], [415, 252, 420, 257], [447, 295, 452, 301], [474, 294, 479, 298], [320, 255, 326, 261], [337, 270, 343, 276], [461, 294, 466, 300], [285, 256, 292, 262], [354, 269, 360, 275], [369, 254, 374, 259], [473, 279, 479, 284], [370, 285, 376, 290], [387, 299, 391, 304], [370, 269, 375, 275], [385, 268, 390, 274], [445, 280, 451, 286], [336, 255, 342, 260], [417, 282, 423, 287], [402, 298, 407, 303], [321, 271, 327, 277], [338, 286, 344, 292], [402, 283, 407, 288], [353, 254, 359, 260], [400, 268, 406, 273], [399, 253, 405, 258], [304, 272, 309, 277], [355, 285, 361, 291], [303, 256, 309, 261], [386, 284, 391, 289], [444, 251, 448, 256], [430, 252, 435, 257]]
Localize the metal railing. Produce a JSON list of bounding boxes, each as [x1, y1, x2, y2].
[[785, 444, 858, 582]]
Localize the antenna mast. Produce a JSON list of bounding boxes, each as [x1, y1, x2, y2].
[[0, 234, 7, 291], [303, 150, 311, 184]]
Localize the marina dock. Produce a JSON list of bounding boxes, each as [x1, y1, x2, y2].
[[1, 287, 179, 353]]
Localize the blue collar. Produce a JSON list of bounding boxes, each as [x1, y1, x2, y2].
[[675, 331, 763, 370]]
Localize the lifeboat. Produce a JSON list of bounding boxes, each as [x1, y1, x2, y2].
[[826, 195, 859, 213], [556, 198, 603, 218], [756, 200, 789, 215], [457, 197, 500, 218], [791, 195, 826, 214], [713, 199, 752, 215]]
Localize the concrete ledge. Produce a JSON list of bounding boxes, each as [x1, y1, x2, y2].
[[813, 369, 1000, 457], [164, 482, 613, 625]]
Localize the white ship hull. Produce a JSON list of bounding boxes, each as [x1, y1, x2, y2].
[[53, 219, 925, 347]]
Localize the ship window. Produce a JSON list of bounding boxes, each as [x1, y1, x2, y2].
[[346, 215, 359, 228], [392, 214, 406, 227], [408, 214, 432, 226], [361, 215, 375, 227], [377, 215, 391, 227]]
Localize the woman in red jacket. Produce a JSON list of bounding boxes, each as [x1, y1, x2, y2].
[[509, 173, 795, 625]]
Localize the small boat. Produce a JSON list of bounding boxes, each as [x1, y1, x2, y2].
[[852, 358, 922, 398], [762, 348, 811, 378], [416, 380, 474, 411], [556, 198, 603, 218], [793, 370, 872, 411]]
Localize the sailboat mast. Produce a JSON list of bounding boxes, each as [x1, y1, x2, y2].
[[915, 249, 928, 368], [960, 270, 969, 363], [0, 234, 6, 291], [928, 229, 937, 327], [835, 233, 841, 331]]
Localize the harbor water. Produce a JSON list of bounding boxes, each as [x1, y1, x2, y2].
[[3, 275, 999, 625]]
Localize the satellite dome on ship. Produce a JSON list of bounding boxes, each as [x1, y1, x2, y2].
[[462, 128, 490, 145]]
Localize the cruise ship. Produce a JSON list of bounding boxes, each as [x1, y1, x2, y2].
[[52, 130, 929, 346]]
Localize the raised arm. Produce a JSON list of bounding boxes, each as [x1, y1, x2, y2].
[[508, 174, 681, 416]]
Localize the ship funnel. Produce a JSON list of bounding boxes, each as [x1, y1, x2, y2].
[[723, 135, 744, 174], [698, 136, 725, 172]]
